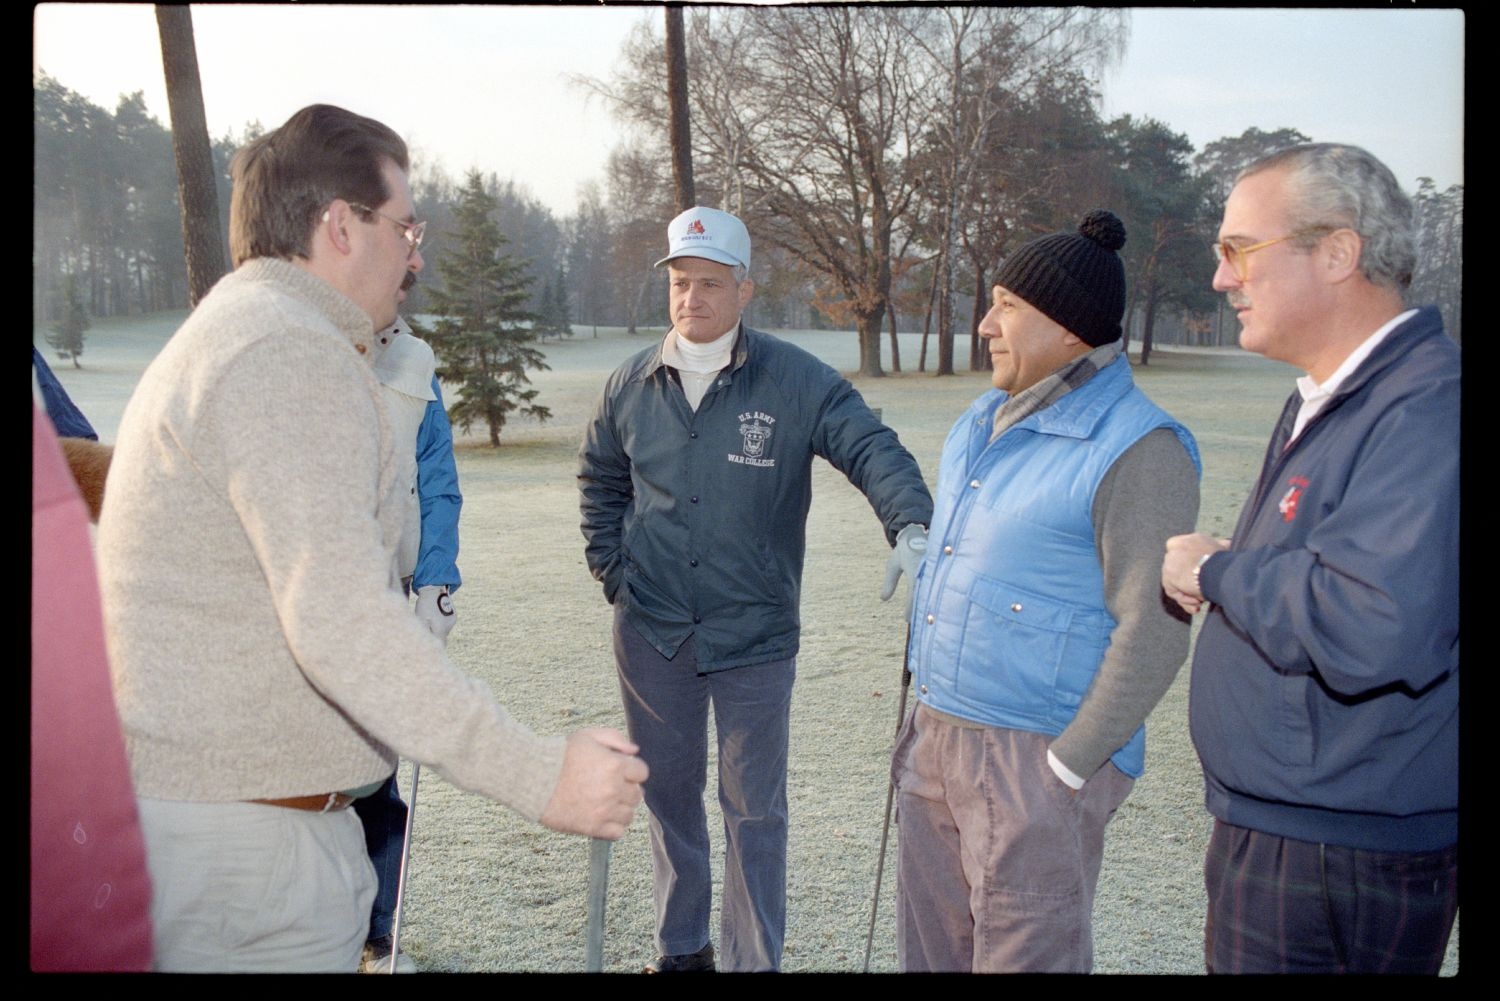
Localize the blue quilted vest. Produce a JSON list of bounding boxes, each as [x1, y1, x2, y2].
[[908, 356, 1200, 777]]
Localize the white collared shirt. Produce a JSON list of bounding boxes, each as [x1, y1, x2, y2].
[[1289, 309, 1416, 444]]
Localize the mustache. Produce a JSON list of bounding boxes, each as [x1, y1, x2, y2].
[[401, 271, 419, 292], [1227, 291, 1250, 309]]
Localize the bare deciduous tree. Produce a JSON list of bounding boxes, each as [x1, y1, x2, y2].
[[584, 8, 922, 376], [903, 8, 1128, 374], [606, 144, 675, 335]]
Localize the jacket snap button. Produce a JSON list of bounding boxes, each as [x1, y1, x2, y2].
[[1011, 603, 1023, 613], [919, 684, 928, 694], [943, 545, 953, 555], [969, 479, 981, 489], [926, 614, 935, 624]]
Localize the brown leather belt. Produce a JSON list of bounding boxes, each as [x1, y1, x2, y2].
[[251, 792, 355, 813]]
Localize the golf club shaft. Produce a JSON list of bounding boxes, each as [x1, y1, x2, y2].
[[863, 626, 912, 973], [584, 836, 612, 971], [388, 761, 421, 974]]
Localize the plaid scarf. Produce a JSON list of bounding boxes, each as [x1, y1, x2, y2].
[[990, 341, 1121, 442]]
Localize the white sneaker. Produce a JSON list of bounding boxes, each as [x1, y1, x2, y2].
[[360, 935, 418, 974]]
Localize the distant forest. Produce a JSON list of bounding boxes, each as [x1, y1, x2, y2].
[[34, 11, 1461, 368]]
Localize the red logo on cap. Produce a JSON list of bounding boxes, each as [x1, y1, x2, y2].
[[687, 219, 706, 234]]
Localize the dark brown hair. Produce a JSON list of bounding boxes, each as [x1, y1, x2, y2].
[[229, 104, 408, 267]]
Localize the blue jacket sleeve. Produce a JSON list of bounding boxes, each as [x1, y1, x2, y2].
[[33, 347, 98, 440], [810, 371, 933, 545], [578, 377, 632, 604], [412, 375, 462, 592]]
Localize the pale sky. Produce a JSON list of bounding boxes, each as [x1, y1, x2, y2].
[[34, 5, 1464, 218]]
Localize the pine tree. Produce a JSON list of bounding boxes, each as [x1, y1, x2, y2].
[[48, 272, 90, 368], [426, 170, 551, 447]]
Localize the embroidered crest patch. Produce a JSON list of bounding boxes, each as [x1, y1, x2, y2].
[[729, 410, 776, 468]]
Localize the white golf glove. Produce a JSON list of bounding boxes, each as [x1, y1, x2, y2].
[[880, 522, 928, 612], [415, 585, 457, 645]]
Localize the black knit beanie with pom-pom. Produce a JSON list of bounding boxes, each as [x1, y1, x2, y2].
[[992, 210, 1128, 347]]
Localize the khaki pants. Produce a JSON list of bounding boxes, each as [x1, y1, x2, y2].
[[894, 703, 1133, 973], [137, 798, 376, 972]]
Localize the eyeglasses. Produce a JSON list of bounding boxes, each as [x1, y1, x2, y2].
[[348, 202, 427, 258], [1212, 227, 1332, 282]]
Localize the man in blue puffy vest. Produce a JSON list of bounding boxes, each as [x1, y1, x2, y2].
[[896, 211, 1201, 972]]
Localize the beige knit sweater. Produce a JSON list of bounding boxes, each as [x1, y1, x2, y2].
[[98, 259, 564, 820]]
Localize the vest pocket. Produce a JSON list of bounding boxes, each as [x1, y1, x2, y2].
[[958, 577, 1102, 723]]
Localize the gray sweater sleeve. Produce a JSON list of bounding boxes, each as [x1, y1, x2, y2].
[[1048, 428, 1199, 780]]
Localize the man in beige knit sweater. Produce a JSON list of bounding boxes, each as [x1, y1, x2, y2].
[[97, 104, 646, 972]]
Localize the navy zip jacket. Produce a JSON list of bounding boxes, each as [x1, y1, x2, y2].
[[579, 326, 933, 672], [1189, 306, 1458, 852]]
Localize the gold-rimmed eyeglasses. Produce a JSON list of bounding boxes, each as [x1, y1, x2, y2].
[[348, 202, 427, 258], [1212, 227, 1332, 282]]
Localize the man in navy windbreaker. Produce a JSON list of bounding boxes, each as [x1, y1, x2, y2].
[[1163, 143, 1458, 975], [579, 207, 931, 972]]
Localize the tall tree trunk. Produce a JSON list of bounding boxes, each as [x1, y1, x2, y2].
[[1121, 286, 1138, 356], [665, 7, 696, 213], [919, 264, 939, 373], [970, 267, 989, 372], [857, 309, 886, 378], [156, 5, 227, 306], [935, 249, 955, 376], [1140, 294, 1157, 366], [887, 300, 901, 373]]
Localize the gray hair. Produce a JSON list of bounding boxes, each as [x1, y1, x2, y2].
[[1238, 143, 1415, 291], [732, 263, 749, 283]]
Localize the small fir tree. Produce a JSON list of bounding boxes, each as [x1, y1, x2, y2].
[[48, 272, 90, 368], [425, 170, 551, 447]]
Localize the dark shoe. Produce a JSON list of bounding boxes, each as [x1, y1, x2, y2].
[[644, 942, 716, 973]]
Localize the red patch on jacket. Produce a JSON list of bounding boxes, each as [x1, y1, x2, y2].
[[1278, 476, 1309, 522]]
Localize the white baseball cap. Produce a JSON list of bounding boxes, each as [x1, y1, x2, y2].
[[654, 206, 752, 273]]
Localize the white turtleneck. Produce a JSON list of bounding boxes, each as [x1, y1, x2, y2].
[[662, 323, 738, 411]]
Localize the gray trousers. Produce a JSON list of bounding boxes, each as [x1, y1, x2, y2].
[[613, 605, 794, 972], [894, 703, 1133, 972]]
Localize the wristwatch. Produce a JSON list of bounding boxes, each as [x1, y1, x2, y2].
[[1192, 552, 1212, 595]]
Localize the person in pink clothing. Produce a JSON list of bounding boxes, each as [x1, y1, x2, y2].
[[31, 401, 152, 970]]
